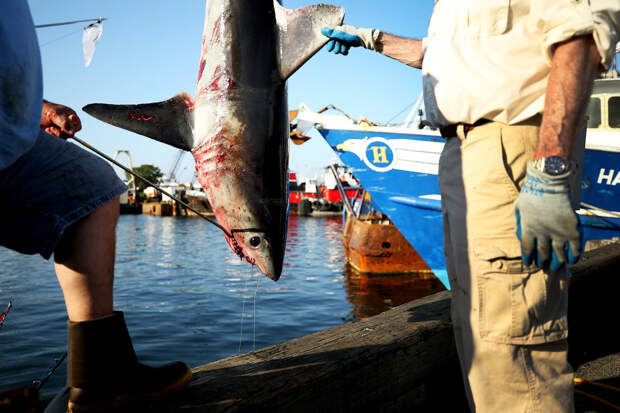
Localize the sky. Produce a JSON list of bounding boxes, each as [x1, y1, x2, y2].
[[29, 0, 436, 183]]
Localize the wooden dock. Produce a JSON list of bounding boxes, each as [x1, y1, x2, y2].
[[150, 241, 620, 412]]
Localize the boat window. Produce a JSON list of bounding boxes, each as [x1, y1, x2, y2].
[[586, 97, 601, 129], [609, 96, 620, 129]]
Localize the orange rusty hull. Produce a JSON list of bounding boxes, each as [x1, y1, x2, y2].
[[342, 213, 434, 275]]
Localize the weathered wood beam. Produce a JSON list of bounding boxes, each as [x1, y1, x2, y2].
[[156, 290, 463, 412]]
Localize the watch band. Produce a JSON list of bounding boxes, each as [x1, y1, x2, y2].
[[532, 156, 572, 176]]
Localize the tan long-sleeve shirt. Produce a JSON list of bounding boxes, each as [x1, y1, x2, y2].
[[422, 0, 619, 127]]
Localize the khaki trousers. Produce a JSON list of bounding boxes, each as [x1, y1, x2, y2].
[[438, 121, 580, 413]]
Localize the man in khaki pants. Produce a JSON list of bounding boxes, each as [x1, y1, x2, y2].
[[322, 1, 619, 411]]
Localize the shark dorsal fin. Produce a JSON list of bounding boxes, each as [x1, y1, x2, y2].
[[274, 1, 345, 80], [83, 92, 195, 151]]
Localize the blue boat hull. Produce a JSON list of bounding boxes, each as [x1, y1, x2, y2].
[[580, 148, 620, 239], [319, 128, 620, 289]]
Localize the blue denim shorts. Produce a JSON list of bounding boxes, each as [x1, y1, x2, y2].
[[0, 131, 127, 259]]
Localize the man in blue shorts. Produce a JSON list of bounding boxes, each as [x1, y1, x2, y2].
[[1, 1, 191, 411]]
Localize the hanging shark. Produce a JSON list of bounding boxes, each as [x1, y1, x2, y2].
[[83, 0, 344, 281]]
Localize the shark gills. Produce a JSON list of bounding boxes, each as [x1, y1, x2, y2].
[[83, 1, 345, 281]]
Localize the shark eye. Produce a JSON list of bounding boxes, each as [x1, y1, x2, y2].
[[249, 236, 262, 248]]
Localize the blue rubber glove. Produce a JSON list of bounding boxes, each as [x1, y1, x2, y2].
[[321, 25, 379, 55], [515, 162, 583, 272]]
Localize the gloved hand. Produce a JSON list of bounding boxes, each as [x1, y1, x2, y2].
[[514, 162, 583, 271], [321, 25, 380, 55]]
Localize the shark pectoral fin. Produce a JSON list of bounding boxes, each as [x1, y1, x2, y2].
[[274, 1, 345, 80], [83, 92, 195, 151]]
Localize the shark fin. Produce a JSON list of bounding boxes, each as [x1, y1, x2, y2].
[[83, 92, 195, 151], [274, 1, 345, 80]]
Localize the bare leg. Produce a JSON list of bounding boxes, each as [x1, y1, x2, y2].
[[53, 197, 192, 410], [54, 198, 119, 322]]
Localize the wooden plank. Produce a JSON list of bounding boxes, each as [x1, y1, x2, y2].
[[154, 241, 620, 412], [156, 291, 464, 412]]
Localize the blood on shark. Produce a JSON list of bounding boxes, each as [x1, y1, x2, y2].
[[83, 0, 345, 281]]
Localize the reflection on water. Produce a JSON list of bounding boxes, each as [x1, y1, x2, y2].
[[342, 267, 446, 320], [0, 213, 442, 398]]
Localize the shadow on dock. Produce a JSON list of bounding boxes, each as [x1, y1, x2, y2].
[[149, 241, 620, 412]]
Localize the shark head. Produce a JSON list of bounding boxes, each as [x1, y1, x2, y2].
[[227, 228, 284, 281]]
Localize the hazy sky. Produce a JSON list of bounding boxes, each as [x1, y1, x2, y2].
[[30, 0, 436, 183]]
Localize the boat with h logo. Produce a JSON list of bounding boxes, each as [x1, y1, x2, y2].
[[293, 53, 620, 289]]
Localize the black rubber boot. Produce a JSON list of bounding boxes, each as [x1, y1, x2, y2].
[[66, 312, 192, 413]]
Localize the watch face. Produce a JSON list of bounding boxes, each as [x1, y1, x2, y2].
[[544, 156, 569, 175]]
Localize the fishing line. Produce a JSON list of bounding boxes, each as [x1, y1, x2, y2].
[[252, 274, 261, 351], [40, 28, 82, 48], [238, 275, 251, 353], [34, 352, 67, 391]]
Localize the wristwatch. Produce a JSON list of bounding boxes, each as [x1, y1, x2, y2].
[[532, 156, 572, 176]]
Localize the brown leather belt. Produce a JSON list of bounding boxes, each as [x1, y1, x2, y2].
[[439, 119, 491, 138]]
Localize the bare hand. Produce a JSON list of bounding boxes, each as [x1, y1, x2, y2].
[[40, 100, 82, 139]]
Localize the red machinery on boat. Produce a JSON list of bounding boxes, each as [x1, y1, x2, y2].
[[288, 166, 362, 215]]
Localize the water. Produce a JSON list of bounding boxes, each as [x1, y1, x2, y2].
[[0, 214, 442, 399]]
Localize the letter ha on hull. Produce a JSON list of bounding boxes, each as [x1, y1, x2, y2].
[[83, 1, 344, 281]]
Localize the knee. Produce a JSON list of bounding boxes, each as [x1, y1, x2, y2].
[[79, 197, 120, 232], [94, 197, 120, 225], [54, 197, 120, 261]]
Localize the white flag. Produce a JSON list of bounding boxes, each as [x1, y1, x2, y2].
[[82, 22, 103, 67]]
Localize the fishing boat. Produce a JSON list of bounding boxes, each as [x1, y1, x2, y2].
[[342, 203, 435, 276], [294, 61, 620, 289], [288, 167, 362, 215]]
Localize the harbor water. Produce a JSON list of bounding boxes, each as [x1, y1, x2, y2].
[[0, 214, 443, 399]]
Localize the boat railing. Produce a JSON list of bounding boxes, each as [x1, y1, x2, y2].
[[294, 92, 438, 137]]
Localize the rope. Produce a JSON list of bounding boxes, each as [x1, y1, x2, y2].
[[385, 99, 418, 125], [71, 136, 274, 261], [318, 103, 423, 129], [319, 104, 357, 122], [574, 377, 620, 412], [574, 389, 620, 411], [575, 377, 620, 394], [70, 136, 233, 237], [580, 202, 620, 219]]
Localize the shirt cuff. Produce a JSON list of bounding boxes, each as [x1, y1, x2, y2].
[[543, 2, 595, 65], [591, 11, 619, 70]]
